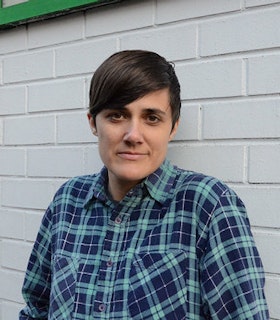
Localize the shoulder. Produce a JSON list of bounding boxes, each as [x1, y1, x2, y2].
[[53, 173, 100, 203], [172, 167, 248, 252], [171, 165, 245, 220], [174, 166, 232, 203]]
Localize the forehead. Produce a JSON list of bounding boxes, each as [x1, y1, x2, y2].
[[116, 88, 171, 113]]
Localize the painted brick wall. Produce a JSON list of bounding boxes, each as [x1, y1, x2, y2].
[[0, 0, 279, 318]]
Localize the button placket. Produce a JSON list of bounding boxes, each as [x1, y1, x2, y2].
[[114, 216, 122, 224], [93, 198, 140, 317], [98, 303, 106, 312], [106, 259, 113, 267]]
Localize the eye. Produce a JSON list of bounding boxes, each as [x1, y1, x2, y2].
[[146, 114, 161, 124], [107, 112, 126, 122]]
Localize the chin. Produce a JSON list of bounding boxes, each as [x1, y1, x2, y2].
[[117, 167, 153, 182], [108, 160, 162, 183], [120, 172, 148, 182]]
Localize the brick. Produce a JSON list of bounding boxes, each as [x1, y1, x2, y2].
[[2, 0, 24, 6], [1, 240, 32, 271], [200, 7, 280, 56], [249, 145, 280, 183], [233, 187, 280, 228], [0, 148, 25, 176], [156, 0, 240, 24], [0, 240, 2, 266], [84, 146, 104, 175], [55, 39, 117, 77], [28, 13, 83, 49], [0, 26, 27, 54], [0, 270, 24, 302], [248, 54, 280, 95], [1, 179, 59, 210], [253, 231, 280, 274], [86, 1, 153, 37], [0, 59, 3, 84], [27, 147, 84, 178], [245, 0, 280, 7], [0, 209, 25, 240], [1, 301, 24, 320], [167, 144, 244, 182], [85, 76, 91, 107], [177, 59, 242, 100], [174, 104, 200, 141], [28, 78, 84, 113], [0, 119, 3, 144], [25, 211, 44, 242], [120, 24, 197, 61], [203, 99, 280, 139], [0, 85, 26, 115], [57, 111, 95, 144], [3, 51, 53, 84], [4, 115, 55, 145], [265, 275, 280, 319]]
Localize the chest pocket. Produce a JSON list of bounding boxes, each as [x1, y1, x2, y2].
[[49, 255, 79, 319], [128, 250, 189, 319]]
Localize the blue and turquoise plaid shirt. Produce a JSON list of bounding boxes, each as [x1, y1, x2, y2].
[[20, 160, 269, 319]]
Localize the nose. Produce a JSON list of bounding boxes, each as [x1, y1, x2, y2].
[[123, 120, 144, 145]]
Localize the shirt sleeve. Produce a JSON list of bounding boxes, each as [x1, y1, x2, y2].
[[19, 204, 53, 320], [200, 189, 269, 319]]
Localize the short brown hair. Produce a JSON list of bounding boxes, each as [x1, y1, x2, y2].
[[89, 50, 181, 128]]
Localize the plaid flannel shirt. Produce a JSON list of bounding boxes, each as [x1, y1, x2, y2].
[[20, 160, 269, 319]]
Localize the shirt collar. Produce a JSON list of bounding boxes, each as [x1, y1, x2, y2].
[[84, 159, 178, 207], [84, 166, 108, 208], [144, 159, 177, 204]]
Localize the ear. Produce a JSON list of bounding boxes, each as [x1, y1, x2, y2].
[[169, 119, 179, 141], [87, 113, 98, 136]]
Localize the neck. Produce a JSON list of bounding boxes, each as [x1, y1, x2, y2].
[[107, 177, 141, 202]]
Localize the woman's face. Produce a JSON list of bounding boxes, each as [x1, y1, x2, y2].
[[88, 88, 178, 200]]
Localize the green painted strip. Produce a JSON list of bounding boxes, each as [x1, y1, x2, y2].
[[0, 0, 117, 28]]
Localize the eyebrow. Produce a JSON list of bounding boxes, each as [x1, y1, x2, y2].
[[105, 106, 168, 117], [126, 106, 168, 116], [143, 108, 167, 116]]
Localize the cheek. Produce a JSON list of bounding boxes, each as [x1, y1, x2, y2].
[[97, 127, 115, 143], [97, 131, 118, 155], [148, 136, 170, 158], [151, 132, 172, 147], [97, 138, 111, 166]]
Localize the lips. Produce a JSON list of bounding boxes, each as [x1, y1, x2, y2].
[[117, 151, 147, 160]]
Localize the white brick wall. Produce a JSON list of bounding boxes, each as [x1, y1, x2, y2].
[[0, 0, 279, 319], [3, 50, 54, 83]]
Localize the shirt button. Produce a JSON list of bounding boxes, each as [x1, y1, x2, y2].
[[99, 303, 106, 312], [107, 259, 113, 267], [115, 216, 122, 224]]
